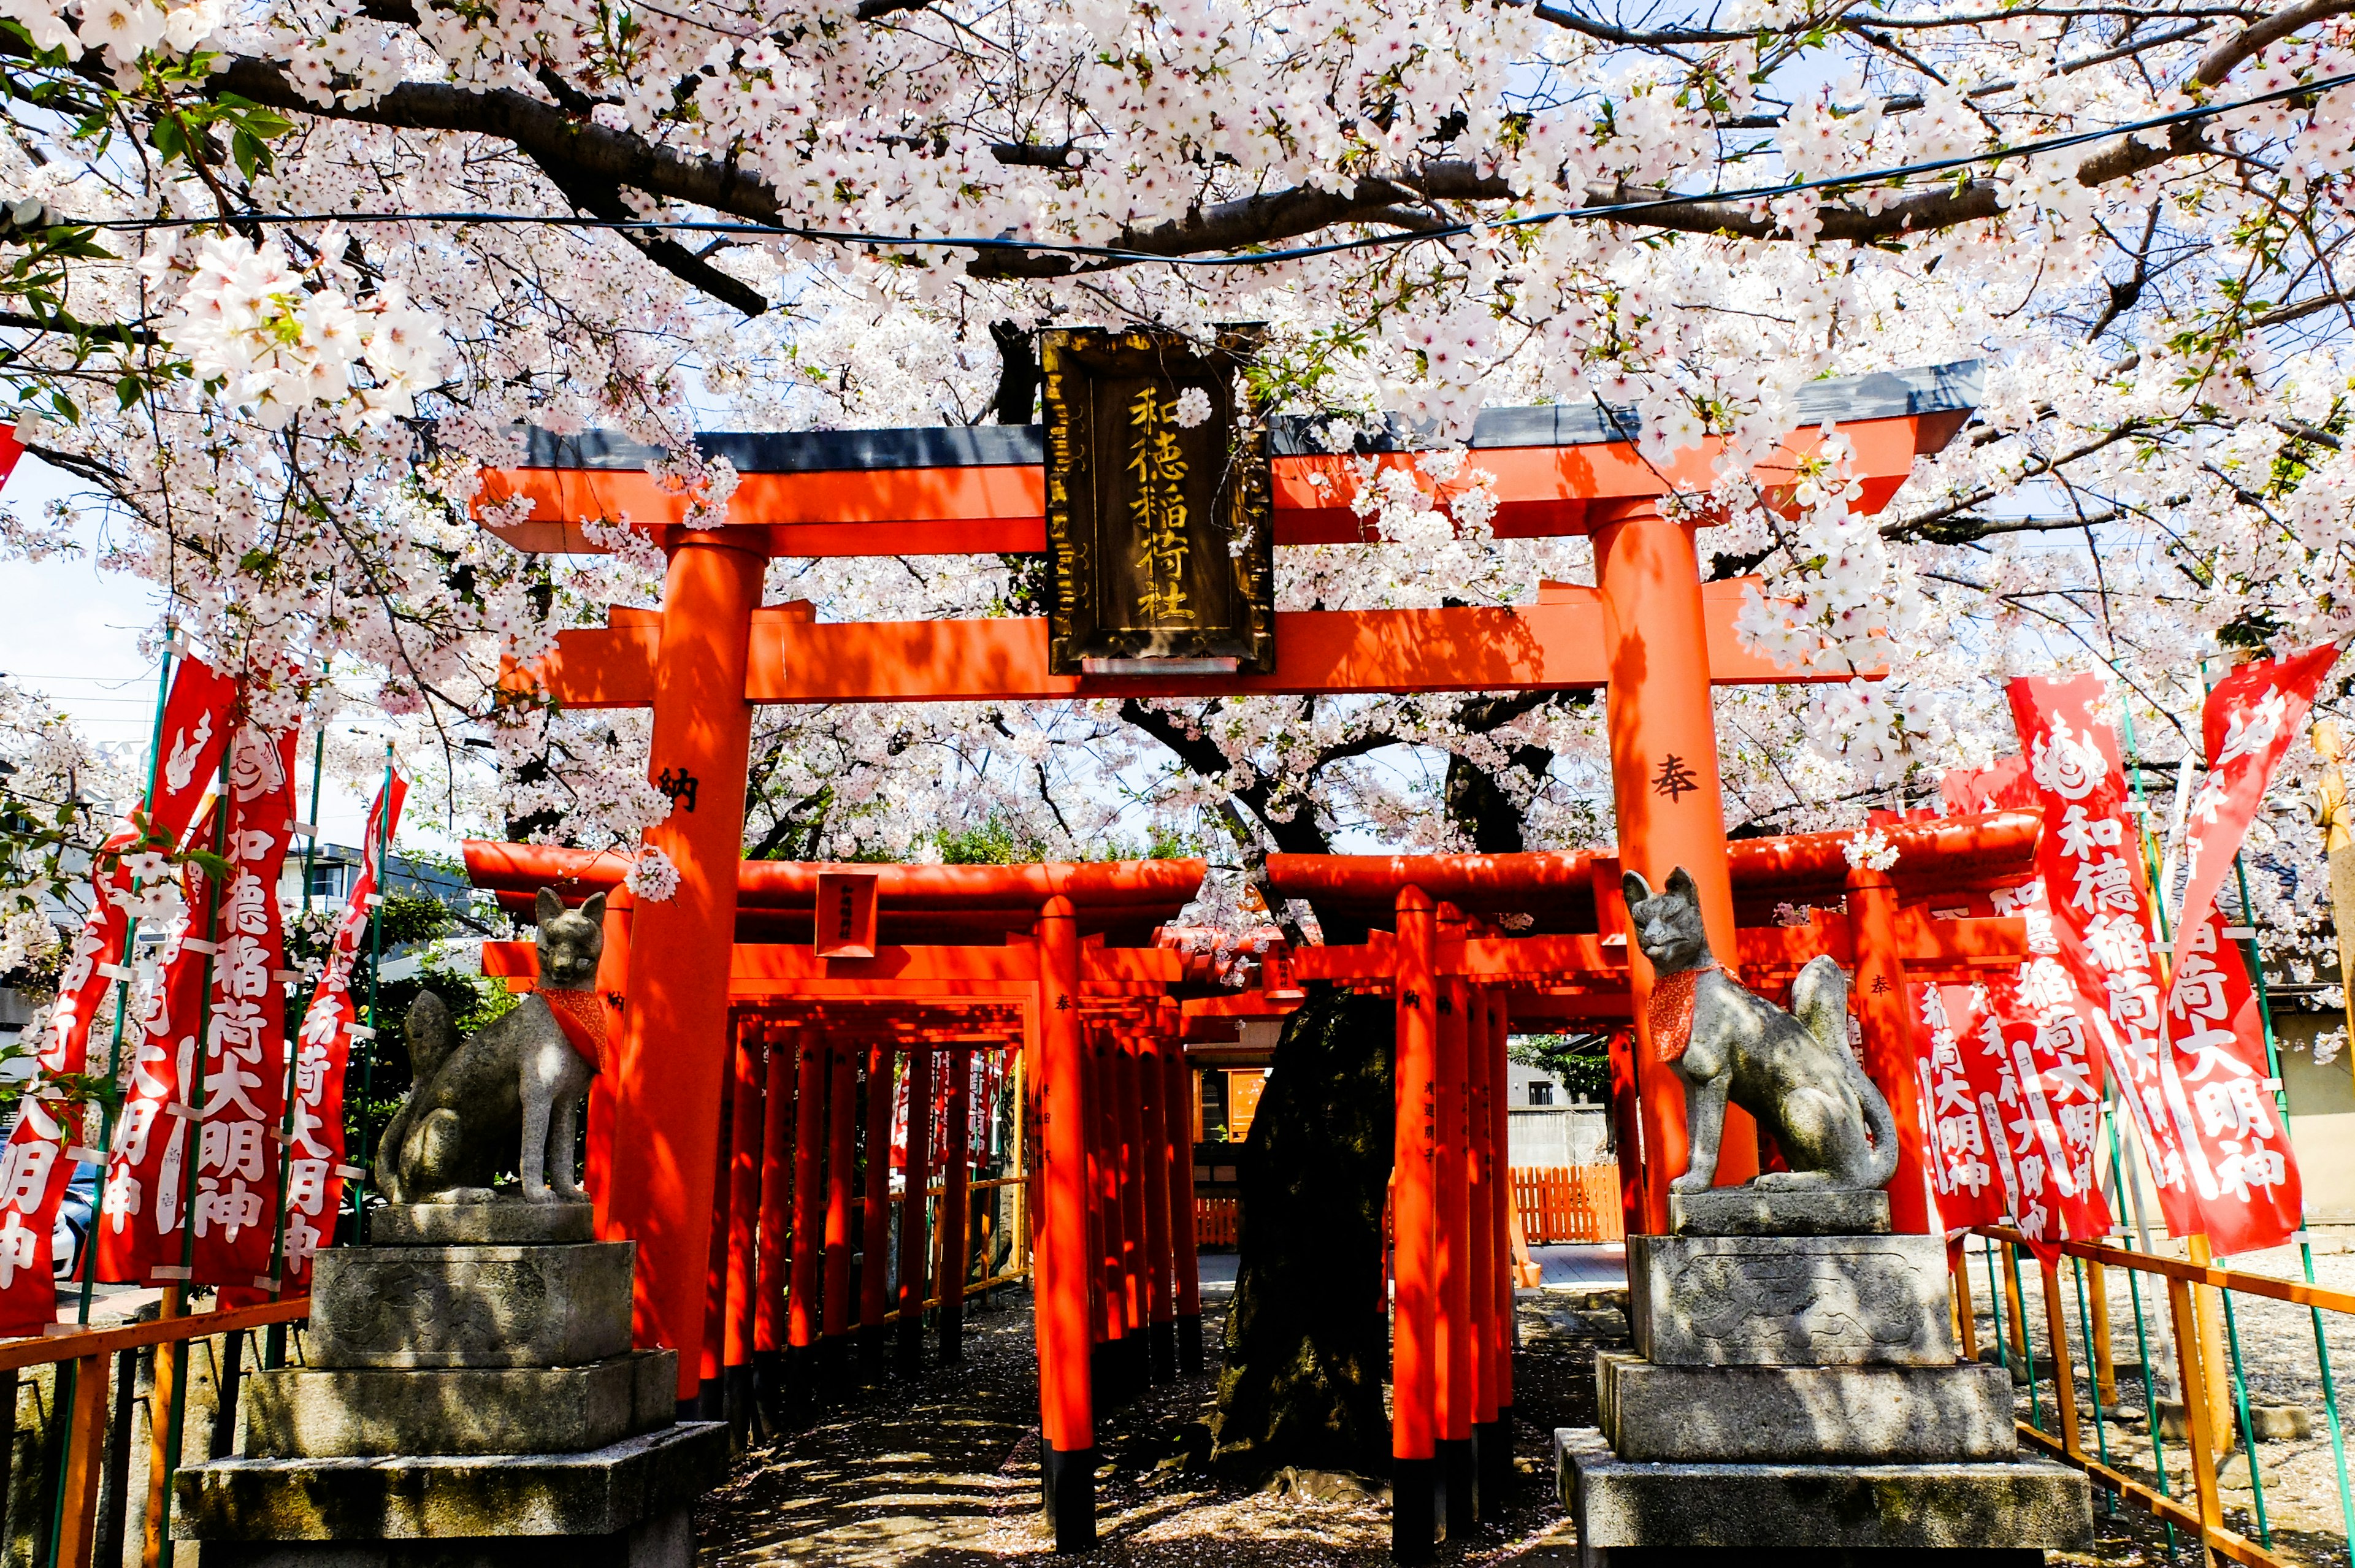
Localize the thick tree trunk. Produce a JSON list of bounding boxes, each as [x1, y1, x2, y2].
[[1209, 984, 1393, 1477]]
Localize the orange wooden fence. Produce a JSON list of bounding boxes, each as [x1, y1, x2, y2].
[[1197, 1196, 1239, 1249], [1512, 1165, 1624, 1244]]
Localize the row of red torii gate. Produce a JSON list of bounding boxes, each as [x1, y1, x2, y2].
[[464, 359, 2016, 1556]]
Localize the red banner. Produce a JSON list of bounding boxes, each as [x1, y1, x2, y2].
[[0, 658, 237, 1335], [1915, 977, 2013, 1231], [96, 722, 302, 1288], [2138, 646, 2337, 1255], [2175, 645, 2338, 956], [1915, 873, 2043, 1234], [2004, 675, 2135, 1255], [2163, 907, 2300, 1253], [191, 725, 301, 1288], [1940, 756, 2039, 816], [95, 821, 220, 1285], [283, 770, 406, 1288]]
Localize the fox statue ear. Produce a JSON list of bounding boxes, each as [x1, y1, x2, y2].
[[579, 891, 607, 927], [1621, 870, 1655, 907], [534, 887, 564, 928], [1665, 866, 1701, 903]]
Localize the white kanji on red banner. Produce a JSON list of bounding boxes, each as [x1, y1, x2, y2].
[[0, 658, 237, 1337], [2004, 675, 2134, 1258]]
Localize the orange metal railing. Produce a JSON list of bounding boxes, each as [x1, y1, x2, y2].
[[1957, 1224, 2355, 1568], [0, 1295, 307, 1568]]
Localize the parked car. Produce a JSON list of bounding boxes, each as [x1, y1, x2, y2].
[[51, 1159, 96, 1282]]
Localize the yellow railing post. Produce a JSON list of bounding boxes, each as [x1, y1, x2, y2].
[[2086, 1260, 2118, 1409], [2167, 1271, 2226, 1567], [140, 1291, 185, 1568], [2040, 1257, 2081, 1457], [55, 1351, 109, 1568], [1952, 1250, 1979, 1361]]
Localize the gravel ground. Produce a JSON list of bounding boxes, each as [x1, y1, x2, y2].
[[700, 1247, 2355, 1566], [697, 1283, 1604, 1566], [1966, 1238, 2355, 1566]]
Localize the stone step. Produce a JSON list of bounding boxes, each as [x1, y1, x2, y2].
[[174, 1422, 730, 1546], [1557, 1426, 2093, 1560], [308, 1242, 635, 1369], [243, 1351, 678, 1458], [1628, 1233, 1956, 1366], [1594, 1352, 2018, 1464]]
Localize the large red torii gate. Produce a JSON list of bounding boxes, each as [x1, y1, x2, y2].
[[476, 361, 1981, 1555]]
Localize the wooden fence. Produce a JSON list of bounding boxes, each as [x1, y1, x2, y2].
[[1197, 1196, 1239, 1249], [1512, 1165, 1625, 1244]]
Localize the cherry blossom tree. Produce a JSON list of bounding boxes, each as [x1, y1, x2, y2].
[[0, 0, 2343, 955]]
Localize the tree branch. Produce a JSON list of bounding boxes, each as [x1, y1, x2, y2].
[[191, 0, 2351, 281]]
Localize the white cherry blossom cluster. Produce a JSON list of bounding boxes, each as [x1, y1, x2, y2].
[[159, 235, 448, 430]]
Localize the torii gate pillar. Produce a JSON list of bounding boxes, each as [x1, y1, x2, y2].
[[1596, 502, 1760, 1230], [603, 532, 765, 1413]]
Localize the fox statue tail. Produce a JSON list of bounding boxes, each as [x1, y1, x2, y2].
[[1790, 954, 1901, 1189]]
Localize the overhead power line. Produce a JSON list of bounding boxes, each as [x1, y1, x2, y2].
[[55, 67, 2355, 268]]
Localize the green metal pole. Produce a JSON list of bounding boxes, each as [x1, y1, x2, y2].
[[2220, 1287, 2273, 1545], [2120, 1257, 2182, 1558], [2072, 1256, 2115, 1499], [2008, 1242, 2043, 1430]]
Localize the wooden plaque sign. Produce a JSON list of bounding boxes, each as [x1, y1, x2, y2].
[[1040, 326, 1275, 675], [813, 869, 879, 959]]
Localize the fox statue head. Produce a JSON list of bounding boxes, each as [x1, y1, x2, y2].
[[1621, 867, 1713, 975], [533, 887, 607, 992]]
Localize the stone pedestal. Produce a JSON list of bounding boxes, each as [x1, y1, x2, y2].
[[175, 1201, 727, 1567], [1558, 1194, 2091, 1566]]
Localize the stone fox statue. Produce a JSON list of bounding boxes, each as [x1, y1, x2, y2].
[[1623, 867, 1898, 1193], [376, 889, 607, 1205]]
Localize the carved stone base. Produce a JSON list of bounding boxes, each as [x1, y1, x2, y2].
[[244, 1351, 679, 1458], [1557, 1427, 2092, 1566], [1667, 1188, 1891, 1237], [1594, 1352, 2018, 1463], [1628, 1234, 1955, 1366], [308, 1242, 635, 1369]]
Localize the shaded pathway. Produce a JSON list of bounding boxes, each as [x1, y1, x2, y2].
[[699, 1264, 1632, 1567]]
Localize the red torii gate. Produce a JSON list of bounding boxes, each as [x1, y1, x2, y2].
[[464, 846, 1209, 1486], [1235, 809, 2038, 1538], [476, 362, 1980, 1554]]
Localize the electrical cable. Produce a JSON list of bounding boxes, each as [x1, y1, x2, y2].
[[41, 64, 2355, 267]]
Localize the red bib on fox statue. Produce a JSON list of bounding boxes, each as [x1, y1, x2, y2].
[[541, 987, 609, 1076], [1645, 963, 1718, 1064]]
